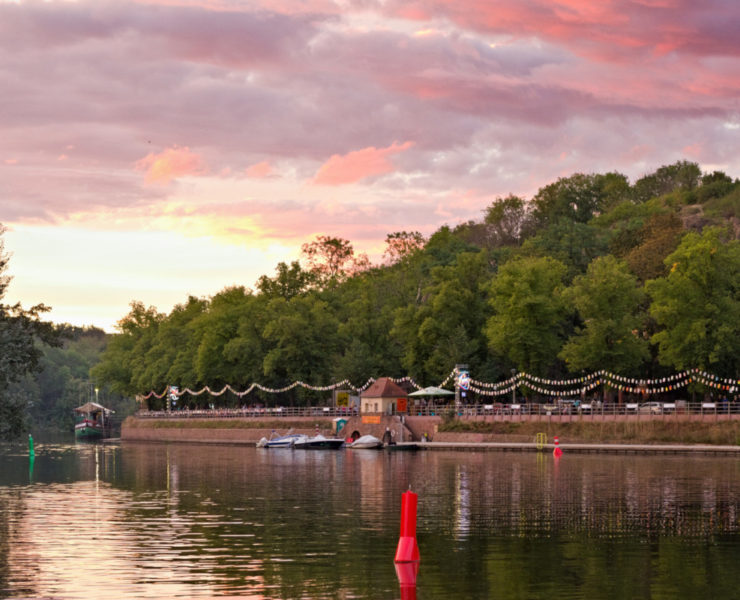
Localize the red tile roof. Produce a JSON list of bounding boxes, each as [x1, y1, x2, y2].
[[361, 377, 408, 398]]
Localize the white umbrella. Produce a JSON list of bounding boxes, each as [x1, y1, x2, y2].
[[408, 386, 455, 397]]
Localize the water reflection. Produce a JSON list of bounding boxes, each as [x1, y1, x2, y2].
[[1, 443, 739, 599]]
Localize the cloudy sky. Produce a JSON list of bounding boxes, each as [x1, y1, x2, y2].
[[1, 0, 738, 331]]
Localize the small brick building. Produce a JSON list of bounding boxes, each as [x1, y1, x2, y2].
[[360, 377, 408, 414]]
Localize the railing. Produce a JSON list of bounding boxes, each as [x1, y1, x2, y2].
[[136, 401, 739, 419], [136, 406, 359, 419], [428, 401, 740, 419]]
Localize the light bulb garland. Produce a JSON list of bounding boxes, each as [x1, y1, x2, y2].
[[141, 367, 738, 401]]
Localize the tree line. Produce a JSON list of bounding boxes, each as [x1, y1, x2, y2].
[[2, 160, 738, 435], [90, 161, 740, 409]]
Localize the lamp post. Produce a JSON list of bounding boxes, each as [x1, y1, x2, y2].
[[511, 369, 516, 404]]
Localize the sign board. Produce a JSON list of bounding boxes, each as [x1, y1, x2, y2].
[[457, 371, 470, 390], [336, 391, 349, 407], [397, 397, 407, 412], [362, 416, 381, 424]]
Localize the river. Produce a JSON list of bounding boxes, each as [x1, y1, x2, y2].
[[1, 441, 739, 599]]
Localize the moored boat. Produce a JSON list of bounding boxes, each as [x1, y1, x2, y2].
[[293, 434, 345, 450], [348, 434, 384, 450], [74, 402, 114, 440], [257, 430, 303, 448]]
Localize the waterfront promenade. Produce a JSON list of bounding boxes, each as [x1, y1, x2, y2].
[[122, 409, 740, 455]]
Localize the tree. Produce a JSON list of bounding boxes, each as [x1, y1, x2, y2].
[[91, 301, 163, 397], [483, 195, 527, 247], [261, 294, 343, 400], [392, 251, 493, 383], [521, 218, 609, 279], [528, 172, 629, 232], [624, 212, 684, 281], [485, 256, 569, 375], [300, 235, 368, 286], [559, 256, 649, 374], [646, 227, 740, 374], [192, 287, 260, 392], [633, 160, 701, 203], [0, 225, 60, 439], [383, 231, 426, 265], [256, 261, 313, 299]]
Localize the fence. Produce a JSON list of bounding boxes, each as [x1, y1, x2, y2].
[[136, 400, 739, 420]]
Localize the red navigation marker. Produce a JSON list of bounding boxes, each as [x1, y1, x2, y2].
[[394, 489, 420, 563]]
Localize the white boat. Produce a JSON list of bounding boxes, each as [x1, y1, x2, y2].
[[293, 434, 345, 450], [257, 430, 303, 448], [348, 434, 384, 450]]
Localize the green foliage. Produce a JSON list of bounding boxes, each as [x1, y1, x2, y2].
[[696, 171, 737, 203], [262, 294, 342, 398], [623, 212, 684, 281], [647, 227, 740, 374], [521, 218, 610, 278], [84, 161, 740, 405], [393, 251, 494, 383], [633, 160, 702, 203], [485, 256, 569, 375], [559, 256, 649, 374], [527, 172, 630, 231], [22, 326, 135, 432], [257, 261, 313, 299], [482, 194, 528, 247], [703, 184, 740, 221], [0, 226, 62, 439]]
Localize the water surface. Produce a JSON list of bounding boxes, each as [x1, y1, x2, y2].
[[1, 442, 739, 599]]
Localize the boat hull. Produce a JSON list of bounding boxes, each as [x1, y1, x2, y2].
[[75, 424, 105, 440], [260, 434, 303, 448], [348, 435, 384, 450], [294, 439, 345, 450]]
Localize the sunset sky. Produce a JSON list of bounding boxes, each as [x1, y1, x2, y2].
[[2, 0, 738, 331]]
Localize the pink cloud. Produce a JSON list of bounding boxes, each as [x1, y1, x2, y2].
[[246, 160, 273, 178], [384, 0, 739, 63], [682, 142, 704, 158], [313, 141, 414, 185], [135, 146, 205, 183]]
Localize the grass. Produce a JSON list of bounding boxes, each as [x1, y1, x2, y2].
[[437, 419, 740, 446]]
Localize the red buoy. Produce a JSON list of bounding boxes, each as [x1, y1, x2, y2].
[[553, 435, 563, 458], [394, 489, 420, 563]]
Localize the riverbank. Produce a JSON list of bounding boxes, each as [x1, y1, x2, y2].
[[435, 418, 740, 446], [122, 415, 740, 448]]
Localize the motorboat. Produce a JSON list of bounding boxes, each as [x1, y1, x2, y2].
[[293, 434, 345, 450], [256, 430, 303, 448], [347, 434, 384, 450]]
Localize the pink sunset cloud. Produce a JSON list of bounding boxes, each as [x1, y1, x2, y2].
[[136, 147, 206, 184], [246, 161, 273, 178], [1, 0, 739, 330], [313, 142, 414, 185]]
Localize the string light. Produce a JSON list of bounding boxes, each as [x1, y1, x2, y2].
[[141, 367, 737, 400]]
